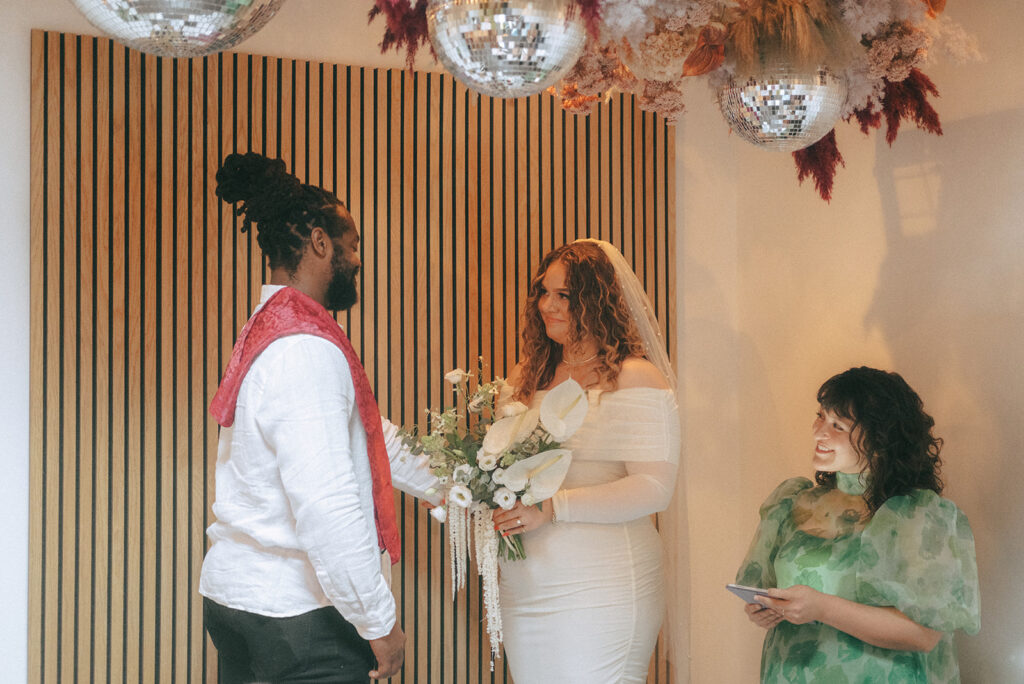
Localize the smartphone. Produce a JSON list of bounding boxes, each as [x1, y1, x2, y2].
[[726, 583, 772, 604]]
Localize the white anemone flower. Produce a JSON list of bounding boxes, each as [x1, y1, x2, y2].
[[539, 378, 589, 442], [493, 487, 517, 510], [476, 449, 498, 471], [430, 505, 448, 523], [500, 449, 573, 501], [444, 368, 471, 385], [482, 407, 540, 456], [448, 484, 473, 508]]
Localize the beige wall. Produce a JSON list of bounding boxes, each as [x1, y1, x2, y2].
[[678, 2, 1024, 681], [2, 1, 1021, 681]]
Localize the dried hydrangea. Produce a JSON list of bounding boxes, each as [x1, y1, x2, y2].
[[621, 25, 698, 82], [560, 44, 637, 97], [866, 21, 931, 81], [637, 80, 686, 123]]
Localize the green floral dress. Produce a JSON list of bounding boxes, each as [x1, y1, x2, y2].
[[736, 472, 980, 683]]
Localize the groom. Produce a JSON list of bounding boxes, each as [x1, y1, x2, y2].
[[200, 159, 436, 683]]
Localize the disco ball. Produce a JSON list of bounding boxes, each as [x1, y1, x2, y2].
[[427, 0, 587, 99], [717, 63, 848, 152], [70, 0, 286, 58]]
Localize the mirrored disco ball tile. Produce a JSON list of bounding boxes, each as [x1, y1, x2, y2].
[[718, 65, 848, 152], [72, 0, 285, 58], [428, 0, 587, 98]]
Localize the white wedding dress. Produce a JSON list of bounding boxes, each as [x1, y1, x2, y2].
[[499, 387, 681, 684]]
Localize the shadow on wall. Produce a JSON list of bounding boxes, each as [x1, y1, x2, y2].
[[870, 109, 1024, 682]]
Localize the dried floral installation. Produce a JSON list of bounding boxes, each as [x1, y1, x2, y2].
[[370, 0, 978, 199]]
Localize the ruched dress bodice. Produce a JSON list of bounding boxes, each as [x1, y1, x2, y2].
[[499, 387, 680, 684]]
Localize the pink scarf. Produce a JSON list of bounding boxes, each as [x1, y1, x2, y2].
[[210, 287, 401, 563]]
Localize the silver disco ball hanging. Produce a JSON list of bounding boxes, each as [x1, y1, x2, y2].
[[717, 63, 848, 152], [70, 0, 286, 58], [427, 0, 587, 99]]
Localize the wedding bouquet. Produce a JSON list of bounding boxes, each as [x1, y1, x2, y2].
[[402, 365, 589, 659]]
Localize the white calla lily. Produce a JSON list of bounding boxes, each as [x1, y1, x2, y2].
[[500, 449, 572, 500], [482, 407, 540, 456], [539, 378, 589, 442], [499, 400, 529, 418]]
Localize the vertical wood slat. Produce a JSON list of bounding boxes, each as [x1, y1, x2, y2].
[[29, 29, 675, 684]]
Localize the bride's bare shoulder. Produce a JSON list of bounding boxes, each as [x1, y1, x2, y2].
[[505, 362, 524, 387], [615, 356, 670, 390]]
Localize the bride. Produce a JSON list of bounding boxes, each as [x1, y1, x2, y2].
[[491, 239, 682, 683]]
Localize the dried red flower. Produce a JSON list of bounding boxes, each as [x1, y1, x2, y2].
[[880, 68, 942, 144], [792, 129, 845, 202], [369, 0, 432, 69]]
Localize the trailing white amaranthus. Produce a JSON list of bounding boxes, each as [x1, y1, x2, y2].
[[449, 503, 469, 597], [473, 503, 503, 661]]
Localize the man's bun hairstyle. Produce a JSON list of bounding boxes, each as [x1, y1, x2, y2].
[[215, 152, 345, 272]]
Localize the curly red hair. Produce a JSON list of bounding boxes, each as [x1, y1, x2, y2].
[[515, 242, 646, 403]]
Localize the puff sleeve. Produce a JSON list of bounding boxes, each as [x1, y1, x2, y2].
[[856, 490, 980, 635], [735, 477, 814, 589]]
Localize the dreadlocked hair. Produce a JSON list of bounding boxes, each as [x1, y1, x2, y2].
[[814, 366, 944, 513], [215, 152, 349, 272], [515, 242, 646, 404]]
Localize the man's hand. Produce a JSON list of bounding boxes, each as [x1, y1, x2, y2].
[[368, 622, 405, 680]]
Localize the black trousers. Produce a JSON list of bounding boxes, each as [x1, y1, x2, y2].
[[203, 598, 375, 684]]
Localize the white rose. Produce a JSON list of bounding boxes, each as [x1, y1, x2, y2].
[[493, 487, 517, 510], [444, 368, 471, 385], [453, 463, 473, 482], [491, 467, 506, 485], [476, 449, 498, 471], [430, 505, 448, 523], [499, 401, 529, 418], [448, 484, 473, 508], [520, 492, 537, 506]]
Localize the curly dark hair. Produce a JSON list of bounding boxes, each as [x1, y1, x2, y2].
[[814, 366, 944, 512], [215, 152, 353, 272], [515, 242, 646, 403]]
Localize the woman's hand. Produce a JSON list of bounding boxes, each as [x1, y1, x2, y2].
[[756, 585, 825, 625], [764, 585, 943, 651], [491, 500, 552, 535], [745, 601, 784, 630]]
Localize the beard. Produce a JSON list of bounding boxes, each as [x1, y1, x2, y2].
[[324, 255, 359, 312]]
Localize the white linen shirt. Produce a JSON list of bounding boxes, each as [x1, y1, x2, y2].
[[199, 285, 437, 640]]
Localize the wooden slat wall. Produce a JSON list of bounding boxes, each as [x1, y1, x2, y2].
[[29, 29, 676, 683]]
